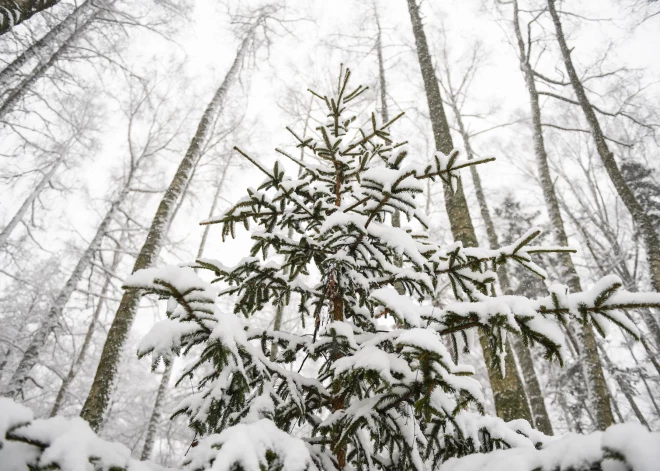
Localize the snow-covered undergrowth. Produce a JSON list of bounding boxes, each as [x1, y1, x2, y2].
[[0, 398, 171, 471], [1, 397, 659, 471]]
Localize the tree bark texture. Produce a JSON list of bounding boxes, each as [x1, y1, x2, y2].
[[512, 0, 614, 430], [80, 34, 250, 432], [0, 0, 61, 36], [406, 0, 533, 424], [448, 90, 554, 434], [140, 361, 173, 460], [547, 0, 660, 293]]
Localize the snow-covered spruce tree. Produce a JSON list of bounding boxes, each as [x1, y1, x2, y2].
[[125, 69, 660, 471]]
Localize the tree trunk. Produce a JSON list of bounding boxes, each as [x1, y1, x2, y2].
[[80, 34, 250, 432], [140, 361, 173, 460], [0, 0, 61, 36], [49, 241, 123, 417], [0, 4, 99, 122], [547, 0, 660, 293], [406, 0, 533, 424], [511, 0, 614, 430], [443, 66, 554, 433], [2, 189, 125, 399], [597, 343, 650, 429], [0, 0, 95, 89], [0, 153, 64, 248]]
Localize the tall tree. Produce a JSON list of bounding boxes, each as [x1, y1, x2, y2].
[[438, 41, 554, 435], [405, 0, 533, 424], [547, 0, 660, 294], [79, 12, 264, 430], [506, 0, 614, 430]]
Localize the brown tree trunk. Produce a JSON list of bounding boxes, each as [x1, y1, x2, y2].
[[406, 0, 533, 424], [80, 33, 251, 432], [547, 0, 660, 293], [0, 0, 61, 36], [442, 58, 554, 433], [511, 0, 614, 430]]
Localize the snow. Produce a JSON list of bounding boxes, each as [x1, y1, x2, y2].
[[184, 419, 316, 471], [371, 287, 423, 326], [602, 423, 660, 471], [0, 399, 172, 471], [332, 344, 414, 383]]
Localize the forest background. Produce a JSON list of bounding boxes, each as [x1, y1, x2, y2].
[[1, 0, 659, 467]]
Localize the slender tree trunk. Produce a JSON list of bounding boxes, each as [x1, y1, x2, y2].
[[0, 154, 64, 248], [3, 189, 126, 399], [511, 0, 614, 430], [140, 361, 173, 460], [80, 34, 251, 432], [375, 6, 405, 298], [406, 0, 533, 424], [597, 343, 650, 429], [547, 0, 660, 292], [444, 72, 554, 433], [49, 241, 124, 417], [0, 0, 61, 36], [0, 4, 99, 122], [0, 0, 94, 89]]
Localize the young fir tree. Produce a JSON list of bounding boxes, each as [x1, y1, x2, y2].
[[123, 69, 660, 471]]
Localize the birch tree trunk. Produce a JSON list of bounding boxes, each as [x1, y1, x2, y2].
[[0, 4, 99, 122], [511, 0, 614, 430], [49, 240, 124, 417], [140, 361, 173, 460], [406, 0, 533, 424], [0, 0, 95, 89], [547, 0, 660, 293], [0, 153, 64, 249], [80, 34, 251, 432], [2, 187, 127, 399], [0, 0, 61, 36]]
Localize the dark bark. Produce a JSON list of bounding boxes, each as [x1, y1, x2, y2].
[[547, 0, 660, 293], [0, 0, 61, 36], [80, 34, 250, 432], [406, 0, 533, 424], [511, 0, 614, 430]]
